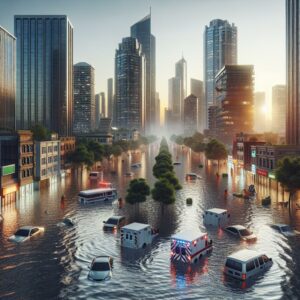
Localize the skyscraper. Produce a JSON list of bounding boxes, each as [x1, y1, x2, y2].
[[95, 93, 101, 127], [0, 26, 16, 130], [155, 92, 160, 128], [14, 15, 73, 136], [286, 0, 300, 144], [215, 65, 254, 144], [115, 37, 145, 132], [175, 57, 187, 120], [204, 19, 237, 127], [100, 92, 106, 117], [190, 79, 205, 133], [272, 85, 286, 135], [254, 92, 266, 133], [73, 62, 95, 134], [107, 78, 114, 119], [184, 94, 198, 136], [131, 14, 156, 133], [168, 77, 181, 119]]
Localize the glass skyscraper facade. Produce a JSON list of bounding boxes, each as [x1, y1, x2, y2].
[[286, 0, 300, 144], [190, 78, 205, 133], [131, 14, 156, 133], [73, 62, 95, 134], [175, 57, 187, 121], [115, 37, 145, 132], [14, 15, 73, 136], [272, 85, 286, 135], [107, 78, 113, 120], [204, 19, 237, 127], [0, 26, 16, 130]]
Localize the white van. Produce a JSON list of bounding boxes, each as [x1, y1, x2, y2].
[[224, 249, 273, 281], [120, 223, 158, 249], [203, 208, 230, 227], [89, 171, 103, 180]]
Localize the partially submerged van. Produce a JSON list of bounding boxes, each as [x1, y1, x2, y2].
[[203, 208, 230, 227], [120, 223, 158, 249], [224, 249, 273, 281]]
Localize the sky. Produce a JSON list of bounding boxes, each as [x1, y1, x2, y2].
[[0, 0, 285, 122]]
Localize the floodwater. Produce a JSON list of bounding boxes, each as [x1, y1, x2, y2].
[[1, 143, 300, 300]]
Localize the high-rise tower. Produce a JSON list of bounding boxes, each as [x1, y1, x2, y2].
[[204, 19, 237, 128], [131, 14, 156, 133], [14, 15, 73, 136]]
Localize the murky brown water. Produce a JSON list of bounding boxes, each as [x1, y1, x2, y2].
[[1, 143, 300, 299]]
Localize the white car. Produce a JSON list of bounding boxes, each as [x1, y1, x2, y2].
[[225, 225, 257, 241], [8, 226, 44, 243], [88, 256, 113, 281], [270, 224, 300, 237]]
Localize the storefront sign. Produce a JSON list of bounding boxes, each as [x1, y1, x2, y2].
[[268, 173, 276, 179], [256, 168, 268, 177], [251, 164, 256, 175], [2, 164, 15, 176]]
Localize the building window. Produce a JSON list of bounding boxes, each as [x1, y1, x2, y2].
[[48, 146, 53, 153], [42, 147, 46, 154]]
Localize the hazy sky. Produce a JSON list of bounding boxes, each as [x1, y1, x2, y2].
[[0, 0, 285, 118]]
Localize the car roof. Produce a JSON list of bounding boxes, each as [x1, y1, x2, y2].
[[108, 216, 124, 220], [78, 187, 115, 195], [227, 249, 263, 262], [19, 226, 37, 230], [227, 225, 246, 230], [206, 208, 227, 214], [273, 223, 289, 228], [172, 231, 207, 242], [93, 256, 111, 263], [122, 222, 150, 231]]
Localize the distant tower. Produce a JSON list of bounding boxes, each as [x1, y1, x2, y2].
[[286, 0, 300, 144], [100, 92, 106, 117], [272, 85, 286, 136], [131, 14, 156, 133], [254, 92, 266, 133], [107, 78, 114, 119], [73, 62, 95, 134], [14, 15, 73, 136], [190, 79, 204, 133], [115, 37, 145, 132], [204, 19, 237, 127], [184, 94, 198, 136], [175, 57, 187, 121], [0, 26, 16, 130]]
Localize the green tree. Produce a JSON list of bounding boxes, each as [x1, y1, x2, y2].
[[152, 178, 175, 205], [103, 145, 113, 160], [153, 160, 174, 178], [125, 178, 150, 205], [205, 139, 227, 165], [111, 145, 123, 157], [69, 144, 94, 169], [175, 136, 184, 145], [31, 124, 50, 141], [163, 171, 182, 190], [87, 140, 104, 162], [275, 156, 300, 209]]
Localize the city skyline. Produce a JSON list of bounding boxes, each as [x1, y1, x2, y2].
[[0, 0, 285, 122]]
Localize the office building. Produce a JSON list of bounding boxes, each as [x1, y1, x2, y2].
[[95, 93, 101, 127], [107, 78, 114, 119], [14, 15, 73, 136], [272, 85, 286, 136], [191, 78, 205, 132], [100, 92, 106, 117], [73, 62, 95, 134], [115, 37, 145, 132], [184, 94, 198, 136], [155, 92, 160, 128], [168, 77, 181, 119], [204, 19, 237, 126], [0, 26, 16, 130], [215, 65, 254, 144], [60, 136, 75, 171], [131, 14, 156, 133], [254, 92, 266, 133], [175, 57, 187, 120], [286, 1, 300, 144]]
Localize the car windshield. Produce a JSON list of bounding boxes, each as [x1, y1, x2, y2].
[[106, 218, 118, 225], [91, 262, 110, 271], [239, 229, 252, 236], [15, 229, 30, 237], [281, 226, 292, 232]]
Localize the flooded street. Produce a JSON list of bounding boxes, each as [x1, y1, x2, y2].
[[1, 143, 300, 300]]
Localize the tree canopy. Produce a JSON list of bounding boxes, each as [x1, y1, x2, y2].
[[151, 178, 175, 205], [125, 178, 150, 205], [31, 124, 51, 141], [205, 139, 227, 161]]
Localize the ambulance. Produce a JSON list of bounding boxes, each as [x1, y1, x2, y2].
[[203, 208, 230, 227], [170, 231, 213, 264]]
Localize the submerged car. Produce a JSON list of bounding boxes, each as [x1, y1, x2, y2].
[[62, 218, 75, 226], [8, 226, 44, 243], [103, 216, 126, 230], [88, 256, 113, 281], [270, 224, 300, 237], [225, 225, 257, 241]]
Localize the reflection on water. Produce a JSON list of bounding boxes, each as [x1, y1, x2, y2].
[[0, 143, 300, 299]]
